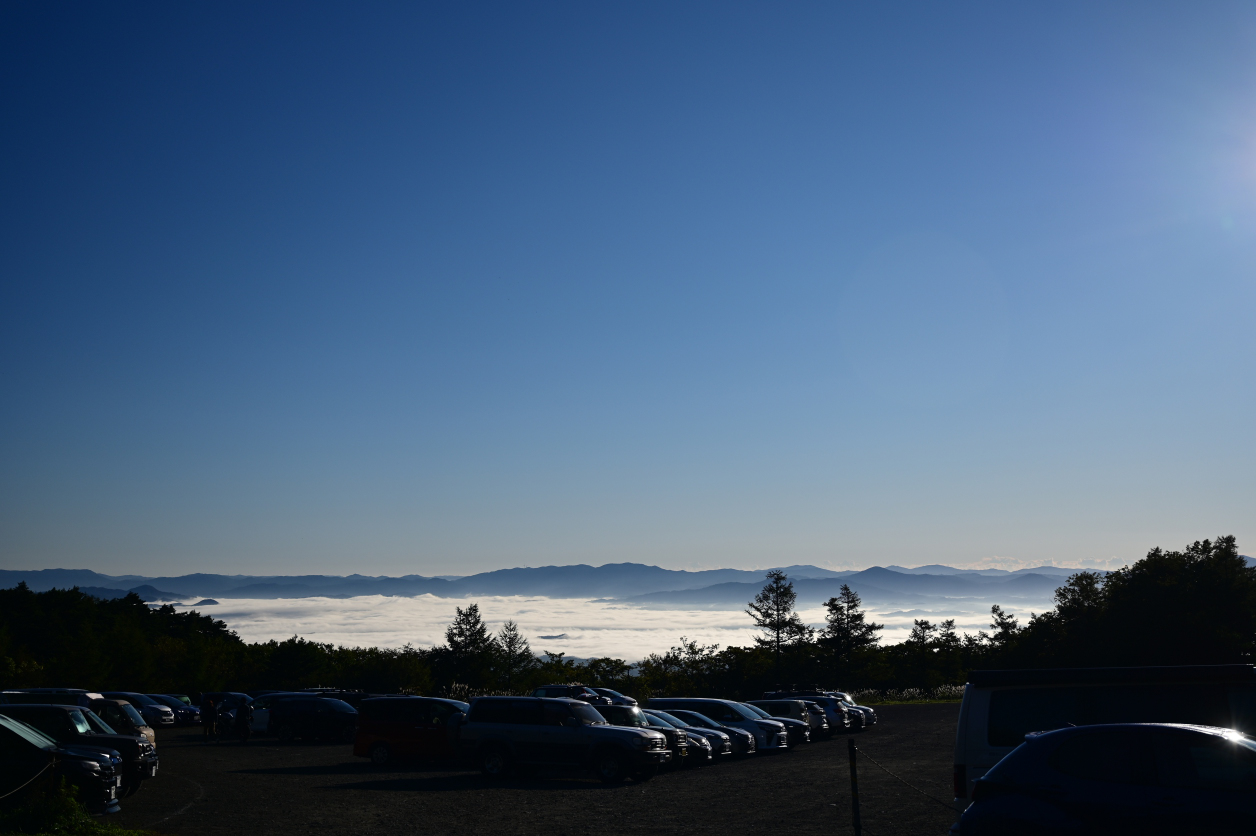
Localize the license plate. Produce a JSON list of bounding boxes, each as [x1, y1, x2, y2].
[[150, 764, 158, 776]]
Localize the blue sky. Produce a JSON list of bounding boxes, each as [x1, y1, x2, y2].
[[2, 1, 1254, 577]]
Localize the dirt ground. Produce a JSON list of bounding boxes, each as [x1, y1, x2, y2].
[[113, 703, 960, 836]]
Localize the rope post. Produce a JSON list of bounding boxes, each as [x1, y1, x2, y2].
[[848, 737, 862, 836]]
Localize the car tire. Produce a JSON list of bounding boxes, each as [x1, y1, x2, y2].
[[594, 750, 627, 784], [630, 765, 657, 782], [277, 724, 296, 743], [480, 746, 511, 779], [369, 742, 391, 766]]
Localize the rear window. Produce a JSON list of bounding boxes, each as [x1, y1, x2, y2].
[[989, 686, 1234, 747], [469, 699, 543, 725]]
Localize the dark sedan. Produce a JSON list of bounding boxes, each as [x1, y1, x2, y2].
[[0, 703, 158, 797], [147, 694, 200, 726], [644, 709, 733, 761], [959, 723, 1256, 836], [269, 696, 358, 743], [100, 692, 175, 727]]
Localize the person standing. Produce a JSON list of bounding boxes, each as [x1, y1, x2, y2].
[[235, 700, 254, 744], [202, 696, 217, 742]]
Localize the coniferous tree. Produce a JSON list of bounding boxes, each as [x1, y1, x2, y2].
[[820, 584, 883, 679], [444, 603, 499, 687], [746, 570, 812, 677], [495, 620, 536, 691]]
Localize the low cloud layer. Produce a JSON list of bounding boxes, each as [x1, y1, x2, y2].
[[190, 593, 1057, 659]]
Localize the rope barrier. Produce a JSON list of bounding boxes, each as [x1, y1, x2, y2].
[[851, 743, 957, 813], [0, 762, 53, 801]]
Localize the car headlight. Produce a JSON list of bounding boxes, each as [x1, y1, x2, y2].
[[630, 736, 651, 749]]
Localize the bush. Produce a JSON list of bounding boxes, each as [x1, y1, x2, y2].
[[0, 779, 151, 836]]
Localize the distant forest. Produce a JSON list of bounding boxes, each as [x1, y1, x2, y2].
[[1, 536, 1250, 700]]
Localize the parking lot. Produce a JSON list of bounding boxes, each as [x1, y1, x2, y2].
[[111, 703, 960, 836]]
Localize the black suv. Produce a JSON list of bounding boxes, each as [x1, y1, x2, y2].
[[269, 697, 358, 743], [530, 685, 612, 705], [0, 704, 158, 797], [0, 713, 122, 814], [459, 697, 669, 783]]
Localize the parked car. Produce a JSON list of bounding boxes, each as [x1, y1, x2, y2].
[[165, 693, 193, 706], [100, 693, 174, 728], [89, 699, 155, 746], [749, 699, 830, 739], [598, 705, 690, 767], [354, 696, 468, 765], [269, 696, 358, 743], [0, 713, 122, 814], [742, 702, 810, 746], [644, 709, 731, 762], [146, 694, 199, 726], [0, 689, 104, 708], [591, 688, 638, 706], [530, 685, 612, 705], [952, 664, 1256, 809], [299, 689, 377, 708], [803, 701, 834, 737], [959, 724, 1256, 835], [664, 708, 758, 755], [459, 697, 669, 783], [831, 691, 878, 728], [198, 692, 253, 729], [246, 692, 305, 733], [646, 698, 788, 751], [0, 703, 158, 797]]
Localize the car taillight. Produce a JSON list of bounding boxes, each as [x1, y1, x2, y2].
[[953, 764, 967, 799]]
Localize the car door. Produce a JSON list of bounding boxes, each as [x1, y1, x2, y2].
[[540, 701, 580, 764], [251, 697, 271, 732], [426, 701, 460, 759]]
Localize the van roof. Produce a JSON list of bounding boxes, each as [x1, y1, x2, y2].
[[969, 664, 1256, 687]]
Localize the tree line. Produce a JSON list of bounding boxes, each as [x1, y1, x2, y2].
[[1, 536, 1249, 700]]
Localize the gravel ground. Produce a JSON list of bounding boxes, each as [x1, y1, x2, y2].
[[113, 703, 960, 836]]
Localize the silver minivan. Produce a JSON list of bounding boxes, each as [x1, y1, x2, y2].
[[647, 698, 789, 750], [952, 664, 1256, 812]]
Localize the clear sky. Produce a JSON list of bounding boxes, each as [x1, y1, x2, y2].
[[2, 1, 1254, 578]]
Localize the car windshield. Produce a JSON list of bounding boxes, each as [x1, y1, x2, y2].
[[121, 704, 146, 725], [650, 711, 690, 728], [644, 714, 674, 729], [84, 711, 115, 734], [743, 704, 773, 719], [673, 711, 717, 728], [147, 695, 178, 708], [67, 710, 92, 735], [597, 689, 623, 698], [125, 694, 158, 706], [0, 715, 57, 750], [725, 703, 762, 720], [600, 706, 649, 727], [569, 703, 607, 726]]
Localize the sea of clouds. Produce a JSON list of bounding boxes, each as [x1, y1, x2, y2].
[[190, 592, 1059, 660]]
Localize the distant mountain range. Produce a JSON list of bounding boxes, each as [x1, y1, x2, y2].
[[0, 560, 1099, 608]]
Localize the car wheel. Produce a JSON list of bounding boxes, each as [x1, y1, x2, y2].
[[277, 724, 296, 743], [595, 750, 627, 784], [369, 742, 391, 766], [630, 764, 657, 782], [480, 746, 511, 779]]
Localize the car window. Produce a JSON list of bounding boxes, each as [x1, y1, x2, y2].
[[430, 702, 460, 726], [471, 699, 542, 725], [84, 711, 115, 735], [1049, 731, 1154, 785], [120, 704, 146, 726], [67, 711, 92, 735], [321, 699, 356, 714], [651, 711, 689, 727], [674, 711, 715, 728], [743, 704, 772, 719], [570, 703, 607, 726], [542, 702, 570, 726], [0, 715, 57, 750], [1154, 731, 1256, 793], [644, 714, 671, 729]]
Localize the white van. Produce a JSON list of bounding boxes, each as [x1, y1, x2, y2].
[[952, 664, 1256, 811]]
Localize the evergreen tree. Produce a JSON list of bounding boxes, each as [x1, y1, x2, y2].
[[746, 570, 812, 676], [444, 603, 499, 687], [495, 620, 536, 691], [820, 584, 883, 676]]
